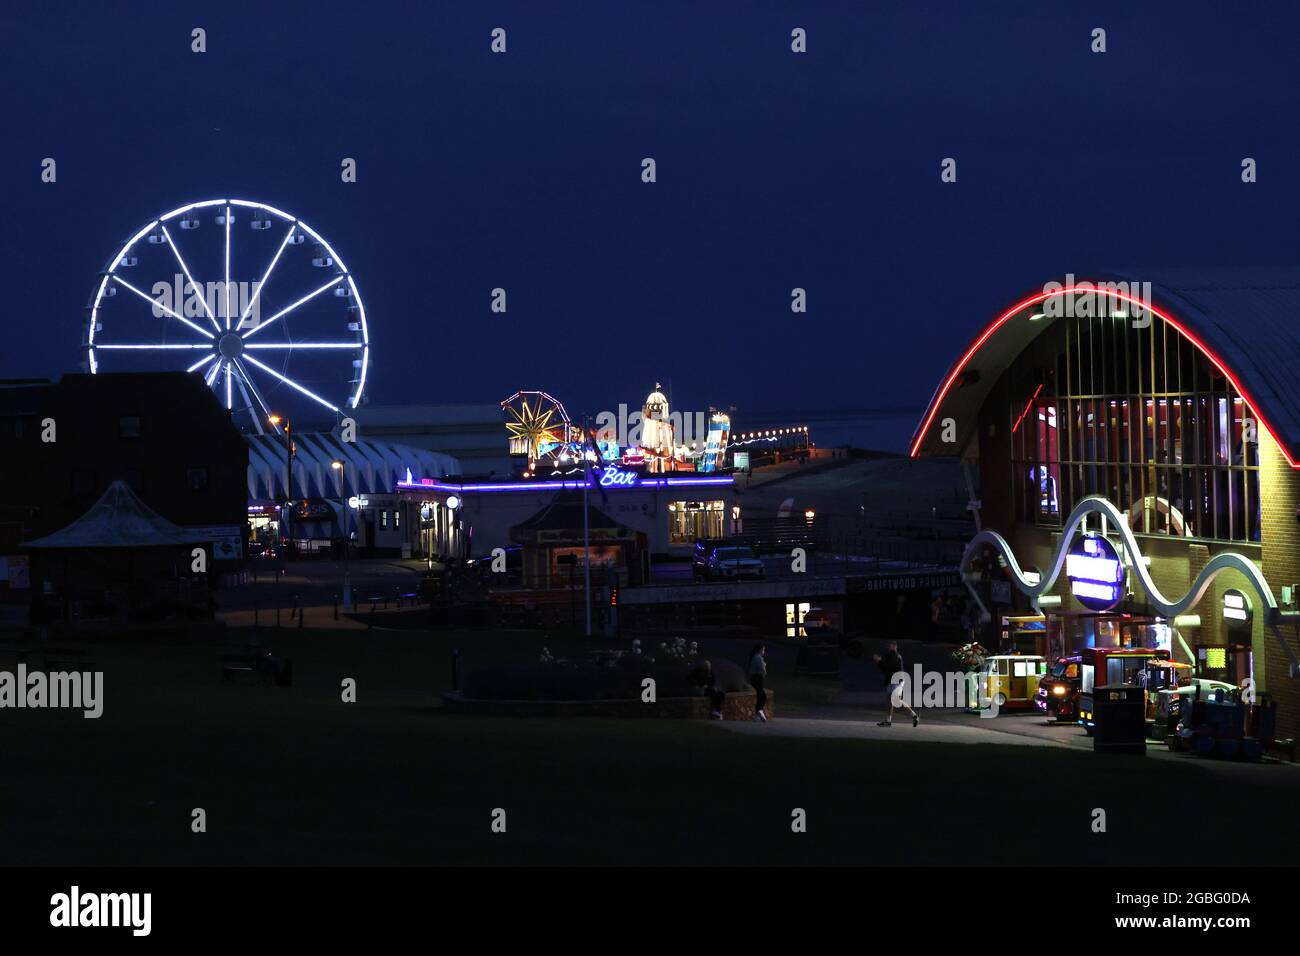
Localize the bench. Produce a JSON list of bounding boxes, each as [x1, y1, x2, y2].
[[219, 653, 259, 680], [219, 647, 292, 686]]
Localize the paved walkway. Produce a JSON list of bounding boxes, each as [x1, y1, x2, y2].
[[717, 702, 1300, 779], [718, 714, 1071, 748], [218, 604, 371, 629]]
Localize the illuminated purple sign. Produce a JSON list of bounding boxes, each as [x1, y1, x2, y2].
[[1065, 533, 1124, 611]]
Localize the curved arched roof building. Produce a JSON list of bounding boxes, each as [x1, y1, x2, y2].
[[910, 268, 1300, 743], [912, 268, 1300, 466], [246, 432, 460, 501]]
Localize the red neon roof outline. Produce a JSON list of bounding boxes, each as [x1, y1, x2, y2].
[[909, 285, 1300, 469]]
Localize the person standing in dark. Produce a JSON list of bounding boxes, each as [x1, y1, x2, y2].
[[749, 643, 768, 722], [689, 659, 728, 719], [872, 640, 918, 727]]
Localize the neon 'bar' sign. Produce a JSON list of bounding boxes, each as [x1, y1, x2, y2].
[[599, 464, 637, 487]]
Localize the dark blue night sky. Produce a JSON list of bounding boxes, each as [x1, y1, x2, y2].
[[4, 1, 1300, 437]]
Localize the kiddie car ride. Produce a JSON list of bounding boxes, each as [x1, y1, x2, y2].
[[1076, 647, 1171, 735], [975, 654, 1048, 711], [1035, 655, 1083, 722]]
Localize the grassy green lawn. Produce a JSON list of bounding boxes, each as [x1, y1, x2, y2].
[[4, 625, 1299, 865]]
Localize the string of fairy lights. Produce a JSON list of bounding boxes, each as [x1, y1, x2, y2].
[[730, 425, 811, 447]]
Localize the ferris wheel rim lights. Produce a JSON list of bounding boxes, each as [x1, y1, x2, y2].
[[86, 198, 370, 425]]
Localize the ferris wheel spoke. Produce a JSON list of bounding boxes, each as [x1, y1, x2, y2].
[[112, 276, 216, 340], [242, 354, 340, 413], [244, 342, 358, 349], [160, 225, 221, 333], [238, 224, 296, 330], [93, 343, 211, 349], [241, 277, 343, 340], [224, 205, 233, 331], [233, 357, 278, 433], [229, 361, 265, 435], [187, 354, 217, 373], [204, 358, 222, 387]]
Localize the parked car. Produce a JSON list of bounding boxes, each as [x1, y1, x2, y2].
[[692, 537, 733, 579], [705, 546, 765, 581], [467, 545, 522, 586]]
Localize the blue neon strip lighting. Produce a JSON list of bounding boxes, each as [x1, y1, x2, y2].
[[395, 475, 736, 494]]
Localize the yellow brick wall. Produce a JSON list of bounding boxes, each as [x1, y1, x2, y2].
[[1259, 427, 1300, 743]]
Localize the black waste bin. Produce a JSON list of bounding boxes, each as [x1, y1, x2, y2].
[[1092, 684, 1146, 754]]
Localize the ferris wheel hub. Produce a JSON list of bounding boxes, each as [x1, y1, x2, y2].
[[217, 333, 244, 359]]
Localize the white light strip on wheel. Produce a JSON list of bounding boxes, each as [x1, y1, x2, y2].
[[233, 357, 278, 433], [112, 276, 215, 339], [224, 205, 232, 330], [244, 342, 359, 349], [158, 199, 226, 222], [95, 343, 212, 349], [187, 354, 217, 373], [160, 225, 220, 332], [225, 361, 232, 409], [242, 354, 340, 413], [239, 224, 296, 325], [230, 362, 264, 435], [241, 276, 343, 339], [229, 198, 292, 219], [204, 359, 222, 386]]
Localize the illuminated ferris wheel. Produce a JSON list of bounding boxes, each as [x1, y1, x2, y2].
[[501, 390, 577, 464], [84, 199, 370, 433]]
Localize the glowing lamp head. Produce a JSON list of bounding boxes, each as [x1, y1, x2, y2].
[[446, 495, 461, 511]]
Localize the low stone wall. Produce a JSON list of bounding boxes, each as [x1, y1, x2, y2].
[[441, 688, 774, 719]]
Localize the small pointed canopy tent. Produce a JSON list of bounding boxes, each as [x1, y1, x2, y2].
[[24, 480, 207, 550], [509, 491, 628, 544]]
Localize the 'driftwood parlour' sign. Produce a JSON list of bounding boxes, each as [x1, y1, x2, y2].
[[183, 525, 244, 561]]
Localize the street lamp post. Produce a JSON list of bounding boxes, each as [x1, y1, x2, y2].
[[269, 415, 294, 557], [581, 417, 593, 638], [331, 459, 354, 612]]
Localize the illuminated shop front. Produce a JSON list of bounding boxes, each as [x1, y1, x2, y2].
[[396, 467, 736, 558], [912, 270, 1300, 741], [668, 499, 727, 545], [244, 433, 459, 558]]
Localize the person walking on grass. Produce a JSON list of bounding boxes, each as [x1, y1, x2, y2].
[[749, 643, 768, 722], [872, 640, 918, 727]]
